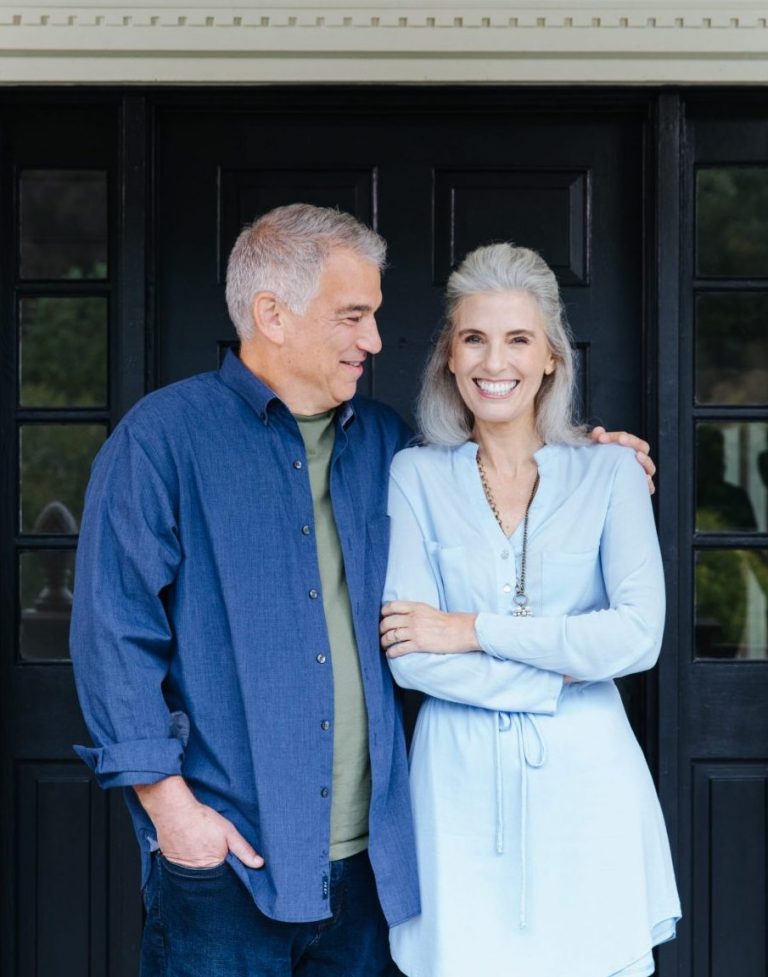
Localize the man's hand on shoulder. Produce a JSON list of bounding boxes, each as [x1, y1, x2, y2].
[[134, 775, 264, 870], [590, 425, 656, 495]]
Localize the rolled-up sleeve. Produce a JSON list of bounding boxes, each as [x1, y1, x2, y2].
[[70, 421, 184, 789], [385, 475, 563, 715]]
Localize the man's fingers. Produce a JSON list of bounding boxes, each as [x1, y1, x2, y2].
[[590, 427, 652, 456], [227, 828, 264, 868], [636, 450, 656, 478]]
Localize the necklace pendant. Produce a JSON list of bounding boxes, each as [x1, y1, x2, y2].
[[512, 592, 532, 617]]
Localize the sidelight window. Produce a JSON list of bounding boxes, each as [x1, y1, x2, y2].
[[14, 169, 111, 662]]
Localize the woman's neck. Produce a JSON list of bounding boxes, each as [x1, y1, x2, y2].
[[472, 421, 543, 477]]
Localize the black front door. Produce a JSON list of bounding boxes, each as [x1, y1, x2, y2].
[[6, 88, 765, 977]]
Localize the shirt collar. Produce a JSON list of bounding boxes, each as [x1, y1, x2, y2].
[[218, 348, 356, 429]]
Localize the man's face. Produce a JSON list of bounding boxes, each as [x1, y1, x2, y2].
[[279, 249, 383, 414]]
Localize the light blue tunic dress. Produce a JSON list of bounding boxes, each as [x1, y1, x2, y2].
[[385, 441, 681, 977]]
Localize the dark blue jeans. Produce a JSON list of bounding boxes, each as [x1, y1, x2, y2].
[[140, 850, 404, 977]]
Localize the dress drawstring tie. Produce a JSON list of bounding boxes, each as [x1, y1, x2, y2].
[[494, 711, 547, 929]]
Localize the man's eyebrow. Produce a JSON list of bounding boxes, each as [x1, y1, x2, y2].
[[336, 303, 376, 315]]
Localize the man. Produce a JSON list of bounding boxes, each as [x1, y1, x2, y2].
[[71, 204, 654, 976]]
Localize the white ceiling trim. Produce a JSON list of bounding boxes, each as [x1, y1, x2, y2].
[[0, 4, 766, 84]]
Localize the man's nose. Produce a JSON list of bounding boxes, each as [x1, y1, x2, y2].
[[359, 317, 383, 355]]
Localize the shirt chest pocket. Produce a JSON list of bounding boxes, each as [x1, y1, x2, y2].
[[542, 547, 601, 616], [429, 543, 474, 613]]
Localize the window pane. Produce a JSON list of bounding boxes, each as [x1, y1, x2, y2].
[[695, 293, 768, 406], [19, 424, 106, 533], [19, 297, 108, 407], [19, 169, 108, 280], [696, 422, 768, 534], [696, 167, 768, 278], [19, 549, 75, 661], [695, 549, 768, 660]]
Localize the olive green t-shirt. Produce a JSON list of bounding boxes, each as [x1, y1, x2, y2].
[[294, 410, 371, 861]]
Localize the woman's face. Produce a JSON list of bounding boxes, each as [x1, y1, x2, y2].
[[447, 289, 555, 434]]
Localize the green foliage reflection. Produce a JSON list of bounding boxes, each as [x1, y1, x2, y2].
[[20, 425, 106, 533], [20, 295, 107, 407], [696, 293, 768, 405], [697, 167, 768, 277]]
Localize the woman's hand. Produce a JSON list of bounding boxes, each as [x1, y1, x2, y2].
[[381, 601, 480, 658]]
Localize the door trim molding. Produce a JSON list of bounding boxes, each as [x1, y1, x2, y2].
[[1, 3, 767, 85]]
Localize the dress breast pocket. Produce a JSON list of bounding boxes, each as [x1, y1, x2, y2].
[[431, 544, 473, 612], [542, 547, 601, 616]]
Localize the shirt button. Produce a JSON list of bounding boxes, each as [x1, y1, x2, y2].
[[320, 720, 330, 731], [320, 787, 329, 798], [502, 583, 512, 594], [501, 549, 510, 560], [292, 459, 303, 470], [316, 654, 327, 664], [309, 589, 319, 599], [302, 525, 311, 535]]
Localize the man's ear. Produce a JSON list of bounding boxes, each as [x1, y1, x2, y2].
[[251, 292, 286, 345]]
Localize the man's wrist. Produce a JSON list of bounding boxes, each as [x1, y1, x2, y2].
[[134, 775, 197, 820]]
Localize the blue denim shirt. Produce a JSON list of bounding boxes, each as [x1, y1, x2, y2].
[[70, 351, 420, 926]]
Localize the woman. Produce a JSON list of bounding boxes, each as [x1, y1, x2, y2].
[[380, 244, 680, 977]]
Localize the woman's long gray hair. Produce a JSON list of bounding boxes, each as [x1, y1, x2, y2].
[[417, 243, 588, 446]]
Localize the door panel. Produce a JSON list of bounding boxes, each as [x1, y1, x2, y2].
[[155, 103, 644, 436], [675, 102, 768, 977]]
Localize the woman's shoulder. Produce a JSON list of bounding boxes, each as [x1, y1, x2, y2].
[[545, 440, 636, 470], [389, 443, 475, 506], [541, 442, 641, 496], [390, 441, 465, 476]]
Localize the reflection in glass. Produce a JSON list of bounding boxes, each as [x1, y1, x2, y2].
[[19, 169, 108, 280], [19, 424, 106, 533], [695, 293, 768, 405], [19, 547, 75, 661], [20, 297, 108, 407], [696, 167, 768, 278], [696, 423, 768, 534], [695, 549, 768, 660]]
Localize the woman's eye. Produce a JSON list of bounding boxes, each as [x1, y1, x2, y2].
[[464, 334, 482, 344]]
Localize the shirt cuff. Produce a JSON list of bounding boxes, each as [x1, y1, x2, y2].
[[74, 737, 185, 789]]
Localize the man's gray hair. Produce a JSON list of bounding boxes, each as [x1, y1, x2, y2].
[[417, 243, 588, 447], [225, 203, 387, 340]]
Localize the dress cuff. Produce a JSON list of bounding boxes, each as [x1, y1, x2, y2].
[[73, 737, 185, 789]]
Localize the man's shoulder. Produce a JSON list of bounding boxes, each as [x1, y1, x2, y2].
[[350, 395, 412, 445], [117, 370, 226, 438]]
